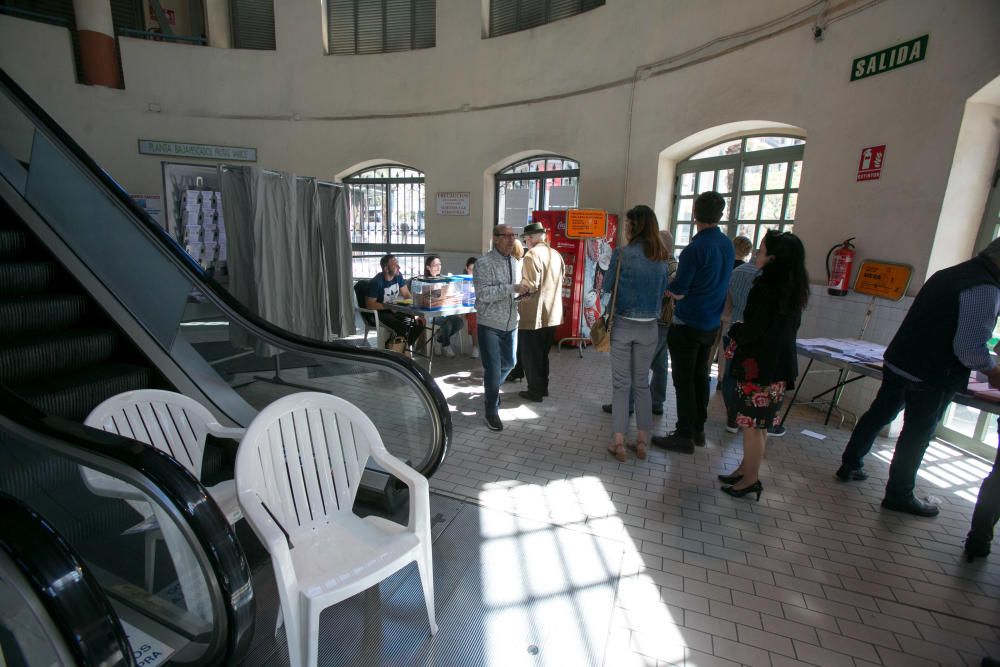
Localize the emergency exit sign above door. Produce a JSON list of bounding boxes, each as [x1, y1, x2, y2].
[[851, 35, 928, 82]]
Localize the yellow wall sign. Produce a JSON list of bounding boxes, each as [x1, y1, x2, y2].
[[853, 260, 912, 301], [565, 209, 607, 239]]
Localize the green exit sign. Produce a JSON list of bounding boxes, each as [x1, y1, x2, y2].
[[851, 35, 928, 82]]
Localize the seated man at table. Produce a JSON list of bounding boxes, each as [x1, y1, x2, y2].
[[837, 238, 1000, 517], [366, 253, 422, 349]]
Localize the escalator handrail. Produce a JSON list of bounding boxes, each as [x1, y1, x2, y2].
[[0, 387, 254, 666], [0, 492, 133, 667], [0, 67, 450, 479]]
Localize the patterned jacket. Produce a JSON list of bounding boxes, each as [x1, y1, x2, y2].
[[473, 248, 521, 332]]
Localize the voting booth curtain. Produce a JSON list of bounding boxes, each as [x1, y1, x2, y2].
[[220, 166, 354, 351]]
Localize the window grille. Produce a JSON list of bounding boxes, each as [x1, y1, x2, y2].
[[345, 165, 425, 279], [230, 0, 275, 50], [489, 0, 603, 38], [494, 155, 580, 228]]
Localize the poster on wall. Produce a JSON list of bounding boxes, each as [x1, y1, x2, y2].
[[503, 188, 531, 228], [131, 193, 164, 228], [856, 145, 885, 182]]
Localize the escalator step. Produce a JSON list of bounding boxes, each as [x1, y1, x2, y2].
[[0, 293, 89, 337], [0, 328, 121, 383], [0, 261, 61, 295], [14, 362, 156, 421], [0, 228, 31, 259]]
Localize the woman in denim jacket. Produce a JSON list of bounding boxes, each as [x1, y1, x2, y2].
[[603, 205, 671, 461]]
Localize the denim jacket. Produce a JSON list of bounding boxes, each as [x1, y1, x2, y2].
[[603, 241, 670, 319]]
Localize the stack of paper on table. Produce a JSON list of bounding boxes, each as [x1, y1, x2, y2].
[[797, 338, 886, 364]]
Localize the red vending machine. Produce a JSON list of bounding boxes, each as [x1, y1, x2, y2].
[[531, 211, 618, 346]]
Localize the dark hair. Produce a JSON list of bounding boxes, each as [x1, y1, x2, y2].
[[379, 253, 396, 270], [625, 205, 669, 262], [693, 191, 725, 224], [758, 231, 809, 313], [423, 254, 442, 276], [465, 256, 477, 268]]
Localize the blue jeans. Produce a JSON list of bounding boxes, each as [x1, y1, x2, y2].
[[434, 315, 465, 346], [478, 324, 517, 416], [840, 367, 954, 501]]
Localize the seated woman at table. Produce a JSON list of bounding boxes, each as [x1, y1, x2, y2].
[[423, 255, 466, 358], [719, 231, 809, 500]]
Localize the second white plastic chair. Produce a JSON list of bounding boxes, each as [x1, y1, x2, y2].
[[235, 392, 436, 667]]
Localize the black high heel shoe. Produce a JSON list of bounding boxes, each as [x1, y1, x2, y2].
[[721, 480, 763, 501], [718, 472, 743, 484]]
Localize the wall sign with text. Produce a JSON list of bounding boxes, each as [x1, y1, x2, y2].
[[853, 260, 912, 301], [857, 145, 885, 182], [851, 35, 928, 82], [139, 140, 256, 162], [435, 192, 470, 216], [565, 209, 607, 239]]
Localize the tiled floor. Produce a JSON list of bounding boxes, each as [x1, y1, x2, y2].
[[424, 346, 1000, 666]]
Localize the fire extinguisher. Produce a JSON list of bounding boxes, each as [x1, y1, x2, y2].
[[826, 238, 856, 296]]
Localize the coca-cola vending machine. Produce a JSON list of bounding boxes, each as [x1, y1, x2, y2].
[[531, 210, 618, 346]]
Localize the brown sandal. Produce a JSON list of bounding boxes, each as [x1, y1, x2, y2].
[[608, 443, 627, 462], [628, 441, 648, 460]]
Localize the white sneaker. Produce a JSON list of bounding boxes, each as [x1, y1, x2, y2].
[[470, 345, 479, 358], [442, 345, 455, 358]]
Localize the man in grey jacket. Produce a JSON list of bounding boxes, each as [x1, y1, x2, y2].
[[474, 224, 528, 431]]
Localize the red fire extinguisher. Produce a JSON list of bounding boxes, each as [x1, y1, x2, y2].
[[826, 238, 856, 296]]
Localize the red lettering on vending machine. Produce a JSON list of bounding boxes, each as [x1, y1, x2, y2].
[[857, 145, 885, 182]]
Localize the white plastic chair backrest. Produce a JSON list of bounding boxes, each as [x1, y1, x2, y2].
[[83, 389, 217, 476], [236, 392, 377, 539]]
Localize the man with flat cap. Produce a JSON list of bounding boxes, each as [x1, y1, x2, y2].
[[516, 221, 565, 402]]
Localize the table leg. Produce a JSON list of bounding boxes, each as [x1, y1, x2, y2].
[[780, 358, 812, 427], [824, 368, 846, 426]]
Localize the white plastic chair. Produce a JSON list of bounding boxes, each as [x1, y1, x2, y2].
[[235, 392, 436, 667], [81, 389, 245, 594]]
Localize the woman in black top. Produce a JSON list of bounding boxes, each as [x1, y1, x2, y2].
[[719, 231, 809, 500]]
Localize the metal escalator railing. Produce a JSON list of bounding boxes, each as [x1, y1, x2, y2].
[[0, 66, 450, 481], [0, 388, 254, 665], [0, 492, 131, 667]]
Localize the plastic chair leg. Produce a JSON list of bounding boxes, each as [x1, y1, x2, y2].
[[417, 551, 438, 635]]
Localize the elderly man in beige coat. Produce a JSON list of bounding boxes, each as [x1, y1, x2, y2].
[[516, 222, 566, 402]]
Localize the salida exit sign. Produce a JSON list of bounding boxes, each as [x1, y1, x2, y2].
[[851, 35, 928, 82]]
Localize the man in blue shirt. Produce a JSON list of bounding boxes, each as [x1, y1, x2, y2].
[[653, 191, 734, 454], [366, 253, 421, 348]]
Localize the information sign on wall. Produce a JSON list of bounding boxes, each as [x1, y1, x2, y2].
[[138, 140, 257, 162], [850, 35, 928, 82], [565, 209, 607, 239], [853, 260, 912, 301], [435, 192, 470, 216], [857, 145, 885, 182]]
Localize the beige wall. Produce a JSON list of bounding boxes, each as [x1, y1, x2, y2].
[[1, 0, 999, 290]]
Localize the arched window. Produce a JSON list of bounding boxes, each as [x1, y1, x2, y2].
[[344, 164, 424, 279], [672, 136, 805, 254], [494, 155, 579, 228]]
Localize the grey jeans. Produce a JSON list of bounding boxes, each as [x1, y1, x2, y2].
[[611, 317, 658, 437]]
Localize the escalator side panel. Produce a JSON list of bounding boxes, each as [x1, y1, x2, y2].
[[24, 131, 189, 348]]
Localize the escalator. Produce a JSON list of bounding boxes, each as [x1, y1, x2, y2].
[[0, 65, 452, 664]]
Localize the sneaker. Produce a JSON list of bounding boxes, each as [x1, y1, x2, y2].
[[652, 404, 664, 415], [835, 465, 868, 482], [484, 414, 503, 431], [651, 432, 695, 454], [880, 496, 939, 517], [767, 425, 786, 437], [725, 419, 739, 434], [441, 345, 455, 358], [470, 345, 479, 358], [693, 432, 707, 447], [964, 535, 992, 562]]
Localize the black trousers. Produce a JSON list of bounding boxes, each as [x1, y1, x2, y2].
[[667, 323, 718, 436], [380, 311, 422, 347], [840, 367, 954, 501], [519, 326, 556, 396], [969, 418, 1000, 545]]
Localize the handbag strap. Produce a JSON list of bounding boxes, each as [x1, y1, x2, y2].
[[606, 248, 623, 331]]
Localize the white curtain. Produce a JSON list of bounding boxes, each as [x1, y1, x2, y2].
[[219, 166, 354, 348]]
